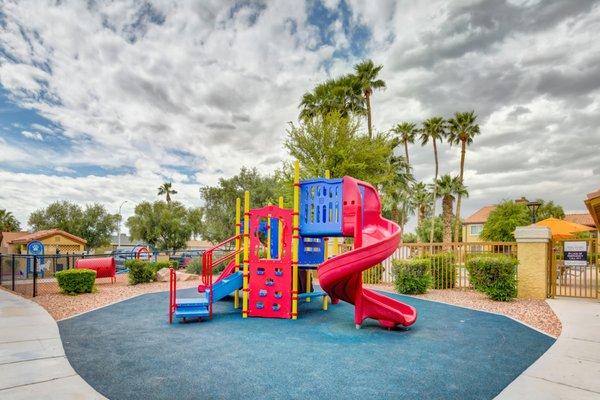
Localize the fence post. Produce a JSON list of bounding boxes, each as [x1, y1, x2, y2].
[[514, 226, 552, 299], [33, 256, 38, 297], [11, 254, 16, 291]]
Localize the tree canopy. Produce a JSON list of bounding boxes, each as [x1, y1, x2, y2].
[[536, 199, 565, 220], [200, 167, 283, 243], [0, 209, 21, 232], [126, 201, 193, 252], [28, 201, 119, 249], [480, 200, 530, 242], [285, 112, 397, 186]]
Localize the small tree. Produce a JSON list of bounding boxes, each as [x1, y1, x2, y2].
[[0, 209, 21, 231], [126, 201, 192, 253], [28, 201, 118, 249], [200, 168, 282, 243], [536, 199, 565, 220], [480, 201, 530, 242], [285, 112, 396, 186]]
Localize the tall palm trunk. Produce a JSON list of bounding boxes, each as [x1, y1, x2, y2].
[[166, 193, 171, 203], [442, 196, 453, 245], [365, 91, 372, 138], [453, 140, 466, 242], [403, 140, 410, 166], [429, 139, 438, 248]]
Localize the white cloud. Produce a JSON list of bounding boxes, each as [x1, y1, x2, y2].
[[21, 130, 44, 141], [0, 0, 599, 233]]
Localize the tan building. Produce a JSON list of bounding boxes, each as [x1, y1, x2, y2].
[[8, 229, 86, 254], [462, 205, 496, 242], [0, 232, 29, 254]]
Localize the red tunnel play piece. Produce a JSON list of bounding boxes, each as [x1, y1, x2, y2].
[[75, 257, 116, 283]]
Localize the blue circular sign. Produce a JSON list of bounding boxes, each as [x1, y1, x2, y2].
[[27, 240, 45, 255]]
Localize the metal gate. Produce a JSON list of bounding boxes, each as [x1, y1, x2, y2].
[[549, 239, 598, 298]]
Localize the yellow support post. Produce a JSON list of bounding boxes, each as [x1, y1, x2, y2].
[[292, 160, 300, 320], [278, 196, 283, 258], [234, 197, 241, 309], [242, 191, 250, 318], [267, 202, 271, 260], [322, 169, 330, 311]]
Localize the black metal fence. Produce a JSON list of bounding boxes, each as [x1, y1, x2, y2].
[[0, 250, 210, 298]]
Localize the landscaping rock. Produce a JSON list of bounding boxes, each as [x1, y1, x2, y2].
[[155, 268, 197, 282]]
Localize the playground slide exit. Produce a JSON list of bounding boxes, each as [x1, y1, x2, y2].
[[318, 178, 417, 329]]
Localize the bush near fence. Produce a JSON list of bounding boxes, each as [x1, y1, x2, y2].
[[466, 255, 517, 301], [392, 259, 432, 294], [55, 269, 96, 294], [126, 260, 178, 284]]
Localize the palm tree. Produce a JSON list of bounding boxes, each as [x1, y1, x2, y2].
[[420, 116, 448, 245], [299, 76, 365, 120], [434, 175, 468, 244], [411, 182, 431, 230], [0, 209, 21, 231], [381, 155, 414, 234], [448, 111, 480, 242], [158, 182, 177, 203], [353, 59, 386, 138], [392, 122, 417, 169]]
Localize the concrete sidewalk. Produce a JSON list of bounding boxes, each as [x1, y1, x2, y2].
[[496, 297, 600, 399], [0, 289, 105, 399]]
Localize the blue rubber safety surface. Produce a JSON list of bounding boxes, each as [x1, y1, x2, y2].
[[58, 288, 554, 400]]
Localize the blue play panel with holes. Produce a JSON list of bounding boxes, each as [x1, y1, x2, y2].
[[58, 288, 554, 400]]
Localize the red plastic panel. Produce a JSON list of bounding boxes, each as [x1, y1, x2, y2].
[[75, 257, 116, 279], [248, 205, 293, 319]]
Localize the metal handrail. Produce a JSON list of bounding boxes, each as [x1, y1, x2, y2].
[[200, 235, 241, 318]]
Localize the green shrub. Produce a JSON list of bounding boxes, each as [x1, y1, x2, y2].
[[426, 252, 457, 289], [393, 259, 431, 294], [55, 269, 96, 294], [146, 261, 174, 280], [186, 253, 229, 276], [466, 255, 517, 301], [125, 260, 154, 285], [186, 258, 202, 275]]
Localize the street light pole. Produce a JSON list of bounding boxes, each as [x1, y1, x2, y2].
[[527, 200, 542, 224], [117, 200, 129, 249]]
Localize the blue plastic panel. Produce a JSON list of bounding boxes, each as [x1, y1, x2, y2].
[[298, 236, 325, 265], [299, 178, 343, 236], [241, 218, 280, 258]]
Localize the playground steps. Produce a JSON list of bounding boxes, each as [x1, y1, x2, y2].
[[174, 297, 209, 319]]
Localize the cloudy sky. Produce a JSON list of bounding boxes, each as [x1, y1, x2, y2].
[[1, 0, 599, 232]]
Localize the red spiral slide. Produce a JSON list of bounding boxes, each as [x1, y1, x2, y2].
[[318, 177, 417, 329]]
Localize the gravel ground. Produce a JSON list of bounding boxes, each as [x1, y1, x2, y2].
[[32, 273, 200, 320], [368, 284, 562, 337]]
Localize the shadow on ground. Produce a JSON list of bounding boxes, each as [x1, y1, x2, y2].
[[58, 288, 554, 400]]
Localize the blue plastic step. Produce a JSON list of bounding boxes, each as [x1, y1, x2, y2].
[[298, 291, 326, 300], [174, 306, 209, 318], [176, 296, 208, 307]]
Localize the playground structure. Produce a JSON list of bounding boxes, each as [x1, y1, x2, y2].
[[169, 161, 417, 329]]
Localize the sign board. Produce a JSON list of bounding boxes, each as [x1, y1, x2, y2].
[[27, 240, 44, 255], [564, 241, 587, 266]]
